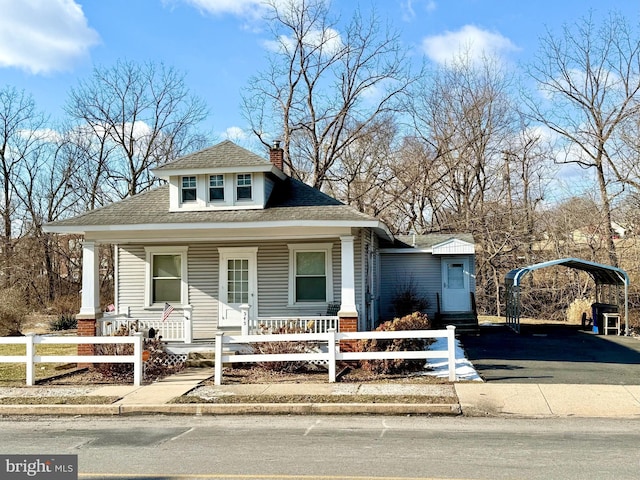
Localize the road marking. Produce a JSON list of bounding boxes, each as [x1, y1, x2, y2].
[[303, 419, 321, 436]]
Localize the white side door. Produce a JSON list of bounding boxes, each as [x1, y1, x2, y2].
[[218, 248, 257, 327], [441, 257, 470, 312]]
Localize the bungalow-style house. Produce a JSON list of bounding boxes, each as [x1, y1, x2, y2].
[[43, 140, 477, 349]]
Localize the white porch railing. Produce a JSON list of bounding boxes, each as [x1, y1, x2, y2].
[[97, 317, 185, 341], [251, 316, 339, 334], [0, 333, 144, 386], [97, 306, 192, 342], [214, 326, 457, 384]]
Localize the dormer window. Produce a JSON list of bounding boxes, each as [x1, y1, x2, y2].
[[181, 176, 196, 203], [209, 175, 224, 201], [237, 174, 252, 200]]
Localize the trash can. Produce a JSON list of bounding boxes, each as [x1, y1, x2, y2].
[[591, 303, 619, 334]]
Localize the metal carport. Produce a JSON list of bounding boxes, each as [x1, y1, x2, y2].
[[505, 258, 629, 335]]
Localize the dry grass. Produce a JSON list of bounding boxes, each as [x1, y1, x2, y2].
[[0, 342, 78, 386], [478, 315, 583, 325]]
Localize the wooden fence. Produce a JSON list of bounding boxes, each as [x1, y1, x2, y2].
[[214, 326, 456, 385], [0, 333, 144, 386]]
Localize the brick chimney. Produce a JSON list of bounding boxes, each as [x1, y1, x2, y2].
[[269, 140, 284, 171]]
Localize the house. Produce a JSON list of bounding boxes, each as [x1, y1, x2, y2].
[[43, 140, 477, 348], [379, 234, 477, 332]]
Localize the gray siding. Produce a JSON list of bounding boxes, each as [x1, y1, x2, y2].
[[117, 237, 352, 338], [379, 252, 441, 322], [187, 244, 218, 338]]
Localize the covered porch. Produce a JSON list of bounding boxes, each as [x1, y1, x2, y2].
[[78, 233, 363, 344]]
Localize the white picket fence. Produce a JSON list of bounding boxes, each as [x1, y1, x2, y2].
[[0, 333, 144, 386], [214, 326, 457, 385]]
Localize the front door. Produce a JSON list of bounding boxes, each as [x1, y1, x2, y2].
[[218, 248, 257, 327], [441, 257, 470, 312]]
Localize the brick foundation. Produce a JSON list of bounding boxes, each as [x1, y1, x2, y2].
[[77, 318, 96, 366], [339, 315, 358, 352]]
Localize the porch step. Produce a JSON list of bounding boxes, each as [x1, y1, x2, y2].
[[434, 312, 479, 335]]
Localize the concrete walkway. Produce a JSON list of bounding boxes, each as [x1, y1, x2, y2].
[[2, 368, 640, 417], [455, 383, 640, 417]]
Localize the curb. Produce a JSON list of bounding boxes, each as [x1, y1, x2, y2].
[[0, 402, 462, 416]]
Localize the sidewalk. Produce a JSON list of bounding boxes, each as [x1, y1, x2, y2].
[[455, 383, 640, 417], [1, 368, 640, 417]]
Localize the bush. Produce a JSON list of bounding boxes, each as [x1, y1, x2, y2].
[[390, 275, 429, 318], [49, 313, 77, 331], [95, 322, 184, 381], [566, 298, 594, 324], [48, 294, 80, 316], [358, 312, 431, 374], [0, 287, 29, 336], [251, 323, 319, 373]]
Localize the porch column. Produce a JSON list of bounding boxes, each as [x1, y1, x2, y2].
[[77, 240, 102, 357], [338, 235, 358, 332]]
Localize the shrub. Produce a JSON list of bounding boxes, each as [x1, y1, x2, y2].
[[0, 287, 29, 336], [95, 322, 184, 381], [390, 275, 429, 318], [49, 313, 77, 331], [358, 312, 431, 374], [48, 294, 80, 316], [566, 298, 593, 324], [251, 323, 319, 373]]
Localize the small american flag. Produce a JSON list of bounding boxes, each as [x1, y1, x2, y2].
[[162, 302, 174, 322]]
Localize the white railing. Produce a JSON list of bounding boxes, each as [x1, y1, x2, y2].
[[252, 316, 339, 334], [98, 317, 186, 342], [0, 333, 144, 386], [214, 326, 456, 384]]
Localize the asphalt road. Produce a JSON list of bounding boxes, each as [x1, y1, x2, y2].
[[460, 324, 640, 384], [1, 415, 639, 480]]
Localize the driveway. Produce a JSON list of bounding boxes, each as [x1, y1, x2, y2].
[[460, 324, 640, 384]]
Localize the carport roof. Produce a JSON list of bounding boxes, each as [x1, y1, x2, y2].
[[505, 257, 629, 287]]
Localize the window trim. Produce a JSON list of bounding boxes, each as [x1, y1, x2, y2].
[[144, 246, 189, 307], [287, 243, 333, 306], [180, 176, 197, 204], [236, 173, 252, 201]]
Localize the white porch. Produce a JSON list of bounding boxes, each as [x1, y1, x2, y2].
[[82, 234, 359, 342]]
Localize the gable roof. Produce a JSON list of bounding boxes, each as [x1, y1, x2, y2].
[[151, 140, 287, 180], [154, 140, 270, 171], [383, 233, 475, 251]]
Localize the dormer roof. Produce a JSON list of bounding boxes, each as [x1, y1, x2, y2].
[[152, 140, 286, 180]]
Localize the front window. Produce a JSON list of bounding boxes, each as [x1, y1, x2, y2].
[[295, 252, 326, 302], [209, 174, 224, 201], [181, 176, 196, 203], [145, 246, 188, 306], [152, 254, 181, 303], [288, 243, 333, 304], [237, 174, 252, 200]]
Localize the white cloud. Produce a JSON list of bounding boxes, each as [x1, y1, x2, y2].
[[223, 126, 248, 141], [176, 0, 267, 17], [401, 0, 436, 21], [0, 0, 99, 74], [422, 25, 518, 65], [263, 27, 343, 56]]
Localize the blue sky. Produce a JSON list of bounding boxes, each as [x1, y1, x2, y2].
[[1, 0, 638, 143]]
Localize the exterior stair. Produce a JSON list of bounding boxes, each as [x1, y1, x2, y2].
[[433, 312, 479, 335]]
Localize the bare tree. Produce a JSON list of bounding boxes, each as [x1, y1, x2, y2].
[[242, 0, 413, 190], [0, 86, 48, 286], [525, 11, 640, 266], [65, 59, 209, 203]]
